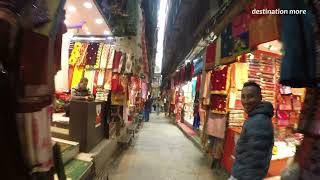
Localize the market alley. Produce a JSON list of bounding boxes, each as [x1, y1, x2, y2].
[[96, 113, 229, 180]]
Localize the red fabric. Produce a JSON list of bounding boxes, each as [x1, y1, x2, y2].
[[111, 73, 123, 93], [210, 95, 228, 114], [93, 70, 99, 95], [206, 42, 216, 65], [211, 66, 229, 93], [246, 0, 278, 20], [112, 51, 122, 72], [131, 76, 140, 91], [196, 75, 202, 92], [278, 95, 292, 111], [249, 15, 280, 48], [232, 12, 250, 37], [191, 63, 195, 78]]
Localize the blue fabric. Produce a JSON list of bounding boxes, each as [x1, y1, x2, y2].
[[144, 109, 150, 121], [192, 78, 197, 98], [193, 59, 203, 77], [193, 112, 200, 129]]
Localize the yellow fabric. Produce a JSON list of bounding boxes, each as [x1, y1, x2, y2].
[[71, 66, 84, 88], [94, 43, 103, 69], [235, 63, 248, 90], [69, 42, 81, 66], [107, 46, 115, 69]]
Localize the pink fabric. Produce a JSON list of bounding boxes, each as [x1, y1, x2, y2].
[[206, 113, 227, 138]]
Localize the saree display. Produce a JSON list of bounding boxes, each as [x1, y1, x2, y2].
[[210, 65, 230, 95]]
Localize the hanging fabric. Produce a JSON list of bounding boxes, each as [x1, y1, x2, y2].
[[85, 42, 100, 65], [206, 113, 227, 138], [112, 51, 122, 73], [210, 95, 228, 114], [249, 15, 280, 49], [232, 12, 250, 37], [92, 70, 100, 95], [75, 42, 89, 66], [71, 66, 84, 88], [103, 70, 113, 90], [97, 70, 105, 87], [205, 42, 216, 68], [94, 43, 103, 69], [310, 0, 320, 81], [279, 0, 316, 87], [200, 71, 211, 105], [118, 52, 127, 73], [99, 44, 110, 69], [107, 46, 115, 69], [210, 65, 230, 95], [124, 53, 133, 74]]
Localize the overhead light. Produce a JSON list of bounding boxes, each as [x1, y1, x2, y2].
[[67, 6, 76, 12], [83, 2, 93, 9], [104, 30, 111, 35], [86, 32, 91, 35], [83, 26, 89, 31], [95, 19, 103, 24]]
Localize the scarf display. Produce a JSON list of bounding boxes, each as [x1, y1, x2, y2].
[[112, 51, 122, 72], [74, 43, 88, 66], [107, 46, 115, 69], [200, 71, 211, 105], [228, 110, 245, 127], [124, 53, 133, 74], [99, 44, 110, 69], [103, 70, 113, 90], [94, 43, 104, 69], [85, 42, 100, 65], [71, 66, 84, 89], [118, 52, 127, 73], [210, 65, 230, 95]]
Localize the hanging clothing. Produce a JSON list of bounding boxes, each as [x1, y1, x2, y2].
[[68, 66, 74, 89], [124, 53, 133, 74], [206, 42, 216, 68], [71, 66, 84, 89], [16, 105, 53, 172], [112, 51, 122, 72], [210, 65, 230, 95], [99, 44, 110, 69], [234, 63, 248, 90], [97, 70, 105, 87], [94, 43, 104, 69], [206, 113, 227, 138], [200, 71, 211, 105], [279, 0, 316, 87], [118, 52, 127, 73], [103, 70, 112, 90], [85, 42, 100, 65], [107, 46, 115, 69], [249, 15, 280, 49], [232, 12, 250, 37], [74, 42, 89, 66], [196, 75, 202, 92]]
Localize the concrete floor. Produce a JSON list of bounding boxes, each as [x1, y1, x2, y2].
[[96, 113, 229, 180]]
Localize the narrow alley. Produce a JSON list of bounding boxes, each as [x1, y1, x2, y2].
[[96, 113, 229, 180]]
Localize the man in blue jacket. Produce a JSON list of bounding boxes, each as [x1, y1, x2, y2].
[[230, 81, 274, 180]]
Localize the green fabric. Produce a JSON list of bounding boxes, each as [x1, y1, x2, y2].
[[65, 159, 92, 180]]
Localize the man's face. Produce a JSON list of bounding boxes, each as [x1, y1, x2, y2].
[[241, 86, 262, 113], [79, 80, 88, 90]]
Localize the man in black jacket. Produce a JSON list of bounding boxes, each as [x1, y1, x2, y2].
[[230, 81, 274, 180]]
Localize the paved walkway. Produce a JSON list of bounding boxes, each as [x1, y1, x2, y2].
[[97, 113, 228, 180]]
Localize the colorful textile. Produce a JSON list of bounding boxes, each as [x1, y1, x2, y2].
[[94, 43, 103, 69], [206, 113, 227, 138], [124, 53, 133, 74], [234, 63, 248, 90], [211, 65, 230, 94], [111, 73, 123, 93], [103, 70, 112, 90], [249, 15, 280, 49], [279, 0, 316, 87], [99, 44, 110, 69], [97, 70, 105, 87], [68, 66, 74, 89], [221, 24, 233, 58], [71, 66, 84, 89], [107, 46, 115, 69], [118, 52, 127, 73], [75, 43, 89, 66], [232, 12, 250, 37], [84, 69, 95, 92], [85, 42, 100, 65], [16, 106, 53, 172], [200, 71, 211, 105], [206, 42, 216, 67], [196, 75, 202, 92], [210, 95, 228, 114], [112, 51, 122, 72]]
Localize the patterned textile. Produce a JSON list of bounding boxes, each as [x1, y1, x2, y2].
[[206, 113, 227, 138], [112, 51, 122, 72], [103, 70, 113, 90], [249, 15, 280, 49], [16, 106, 53, 172], [97, 70, 105, 87], [210, 95, 228, 114], [107, 46, 115, 69], [71, 66, 84, 89], [118, 52, 126, 73], [124, 53, 133, 74], [94, 43, 104, 69], [68, 66, 74, 89], [73, 42, 88, 66], [211, 65, 230, 94], [232, 12, 250, 37], [221, 24, 233, 58], [206, 42, 216, 67], [99, 44, 110, 69], [228, 110, 245, 127], [85, 42, 100, 65], [84, 69, 95, 92], [111, 73, 123, 93]]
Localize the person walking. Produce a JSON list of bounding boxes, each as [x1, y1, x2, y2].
[[155, 97, 161, 116], [144, 95, 153, 122], [229, 81, 274, 180]]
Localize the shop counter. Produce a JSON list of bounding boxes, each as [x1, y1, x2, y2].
[[69, 100, 106, 152], [221, 128, 289, 177]]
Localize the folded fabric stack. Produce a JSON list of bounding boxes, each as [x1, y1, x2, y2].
[[228, 110, 245, 127]]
